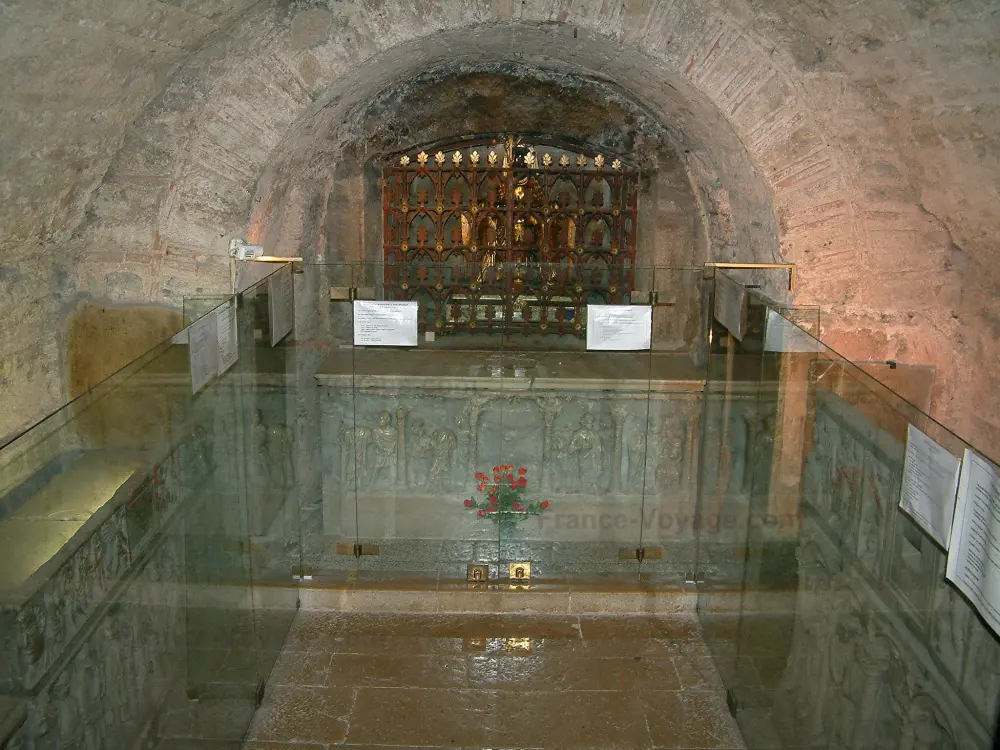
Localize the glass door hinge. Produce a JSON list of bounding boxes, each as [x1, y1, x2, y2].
[[335, 541, 380, 557]]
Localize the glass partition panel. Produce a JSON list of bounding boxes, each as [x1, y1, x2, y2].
[[711, 288, 1000, 749], [295, 261, 708, 588], [0, 290, 291, 748], [309, 262, 361, 582], [694, 270, 767, 691], [638, 266, 709, 586], [0, 335, 186, 750], [233, 267, 301, 695]]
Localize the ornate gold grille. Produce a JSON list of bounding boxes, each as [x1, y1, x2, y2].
[[382, 136, 639, 337]]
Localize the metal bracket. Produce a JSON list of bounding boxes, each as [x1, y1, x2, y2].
[[649, 291, 676, 307], [618, 547, 663, 562], [335, 541, 380, 557], [330, 286, 376, 302], [683, 570, 704, 585]]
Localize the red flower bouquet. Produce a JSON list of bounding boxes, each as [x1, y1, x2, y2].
[[465, 465, 551, 531]]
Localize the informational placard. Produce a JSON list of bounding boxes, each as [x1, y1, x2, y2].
[[216, 299, 239, 375], [353, 300, 419, 347], [899, 424, 961, 548], [268, 264, 294, 347], [188, 312, 219, 394], [763, 308, 825, 353], [714, 273, 747, 341], [586, 305, 652, 351], [946, 449, 1000, 637]]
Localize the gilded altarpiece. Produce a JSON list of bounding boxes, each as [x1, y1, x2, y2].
[[382, 138, 639, 337]]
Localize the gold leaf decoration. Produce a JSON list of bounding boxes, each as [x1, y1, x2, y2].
[[399, 155, 411, 166], [559, 154, 570, 167], [576, 154, 588, 167], [542, 153, 552, 167], [452, 150, 462, 165], [470, 150, 480, 166], [417, 151, 429, 165], [524, 150, 537, 168], [488, 151, 498, 167], [595, 154, 605, 169], [611, 158, 622, 170], [434, 151, 446, 165]]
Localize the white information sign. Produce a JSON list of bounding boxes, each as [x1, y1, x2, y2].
[[946, 449, 1000, 637], [714, 274, 747, 341], [763, 308, 825, 353], [216, 299, 239, 375], [188, 312, 219, 394], [899, 424, 961, 548], [586, 305, 652, 351], [353, 300, 419, 347], [268, 265, 294, 347]]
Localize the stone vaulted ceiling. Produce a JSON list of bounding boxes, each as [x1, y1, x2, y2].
[[0, 0, 998, 451]]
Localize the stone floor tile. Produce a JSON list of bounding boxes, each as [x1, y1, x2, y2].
[[673, 656, 726, 690], [579, 614, 701, 640], [347, 687, 491, 746], [485, 689, 652, 749], [158, 741, 243, 750], [245, 686, 354, 744], [358, 654, 470, 688], [159, 697, 257, 741], [642, 690, 685, 748], [244, 611, 746, 749], [268, 649, 334, 687], [680, 691, 746, 749], [466, 654, 680, 691]]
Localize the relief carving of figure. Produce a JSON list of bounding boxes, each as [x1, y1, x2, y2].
[[625, 422, 647, 492], [188, 424, 215, 480], [371, 411, 398, 487], [655, 419, 684, 493], [252, 409, 294, 489], [749, 413, 776, 496], [411, 419, 458, 490], [832, 429, 862, 528], [48, 671, 83, 750], [569, 414, 603, 493], [100, 520, 129, 585], [822, 612, 865, 747], [857, 457, 889, 572], [101, 615, 129, 724], [79, 642, 107, 750], [18, 604, 45, 669], [341, 426, 372, 489], [930, 584, 969, 678], [551, 428, 574, 493], [805, 414, 837, 512], [900, 694, 956, 750]]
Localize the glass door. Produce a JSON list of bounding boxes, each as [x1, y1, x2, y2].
[[637, 267, 707, 586], [321, 262, 363, 582]]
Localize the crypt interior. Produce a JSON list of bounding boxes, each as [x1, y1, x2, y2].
[[1, 1, 1000, 748]]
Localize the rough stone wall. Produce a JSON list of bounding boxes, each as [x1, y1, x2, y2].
[[0, 0, 997, 455]]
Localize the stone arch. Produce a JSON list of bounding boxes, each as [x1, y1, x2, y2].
[[68, 0, 990, 445]]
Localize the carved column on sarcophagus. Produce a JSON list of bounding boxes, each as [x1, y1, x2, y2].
[[682, 400, 702, 490], [465, 398, 486, 489], [538, 396, 561, 493], [395, 405, 409, 488], [742, 411, 756, 491], [610, 404, 628, 494], [850, 621, 896, 748]]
